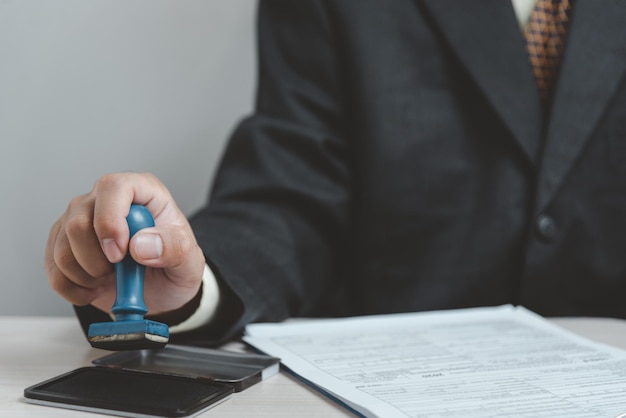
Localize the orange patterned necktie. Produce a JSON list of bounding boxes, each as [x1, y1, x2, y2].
[[525, 0, 574, 110]]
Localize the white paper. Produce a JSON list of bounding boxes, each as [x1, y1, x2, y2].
[[244, 305, 626, 418]]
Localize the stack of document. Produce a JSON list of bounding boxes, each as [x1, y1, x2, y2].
[[244, 305, 626, 418]]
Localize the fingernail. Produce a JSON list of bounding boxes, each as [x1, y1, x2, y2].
[[134, 233, 163, 260], [102, 239, 123, 262]]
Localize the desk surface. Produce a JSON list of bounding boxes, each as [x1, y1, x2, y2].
[[3, 316, 626, 417]]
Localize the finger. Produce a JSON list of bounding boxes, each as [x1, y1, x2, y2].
[[129, 225, 205, 283], [45, 211, 95, 304], [44, 218, 72, 296], [53, 225, 105, 289], [49, 220, 116, 308], [91, 173, 175, 262], [44, 217, 63, 282], [46, 262, 101, 306], [64, 197, 115, 279]]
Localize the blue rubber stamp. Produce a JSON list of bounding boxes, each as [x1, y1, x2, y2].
[[88, 204, 169, 350]]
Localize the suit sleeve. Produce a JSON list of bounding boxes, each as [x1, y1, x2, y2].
[[185, 0, 352, 344]]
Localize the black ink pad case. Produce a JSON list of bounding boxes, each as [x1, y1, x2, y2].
[[24, 345, 280, 417]]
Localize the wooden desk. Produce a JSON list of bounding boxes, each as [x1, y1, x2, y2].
[[3, 316, 626, 417]]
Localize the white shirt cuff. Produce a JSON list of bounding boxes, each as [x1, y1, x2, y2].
[[169, 263, 220, 334]]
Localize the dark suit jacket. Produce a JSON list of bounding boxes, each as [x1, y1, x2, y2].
[[77, 0, 626, 345]]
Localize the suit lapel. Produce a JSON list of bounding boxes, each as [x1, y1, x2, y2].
[[420, 0, 542, 166], [535, 0, 626, 212]]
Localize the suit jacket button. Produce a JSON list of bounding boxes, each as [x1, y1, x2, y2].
[[536, 215, 557, 242]]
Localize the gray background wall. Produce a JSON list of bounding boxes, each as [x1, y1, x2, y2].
[[0, 1, 257, 315]]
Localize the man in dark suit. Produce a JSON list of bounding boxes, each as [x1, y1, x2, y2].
[[45, 1, 626, 345]]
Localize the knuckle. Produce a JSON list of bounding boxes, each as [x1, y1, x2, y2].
[[44, 249, 58, 277], [88, 262, 114, 281], [171, 228, 196, 259], [66, 194, 88, 212], [93, 215, 120, 237], [47, 267, 75, 298], [52, 243, 88, 285], [47, 218, 62, 241], [143, 172, 162, 185], [178, 233, 195, 255], [94, 172, 124, 192], [45, 220, 62, 259], [93, 212, 123, 239], [143, 172, 171, 196], [48, 273, 67, 295], [45, 260, 60, 286], [53, 247, 78, 274], [62, 285, 96, 306], [142, 171, 157, 182], [65, 211, 93, 238]]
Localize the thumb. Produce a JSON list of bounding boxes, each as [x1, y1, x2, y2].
[[129, 225, 201, 271]]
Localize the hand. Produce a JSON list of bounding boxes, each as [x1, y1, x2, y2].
[[45, 172, 205, 316]]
